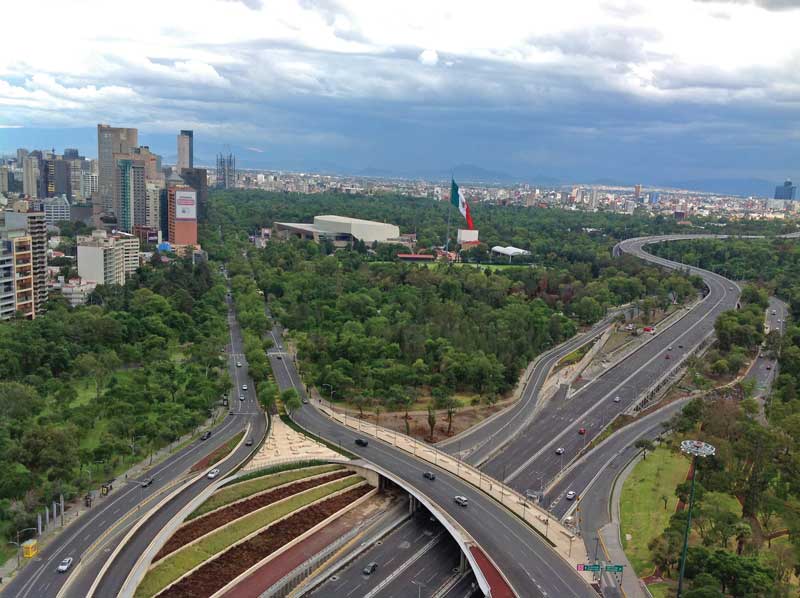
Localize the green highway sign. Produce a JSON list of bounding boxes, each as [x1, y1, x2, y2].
[[578, 564, 601, 572], [605, 565, 624, 573]]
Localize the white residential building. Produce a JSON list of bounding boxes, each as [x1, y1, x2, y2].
[[77, 229, 140, 286]]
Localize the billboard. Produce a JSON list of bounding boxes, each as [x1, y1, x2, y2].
[[175, 190, 197, 221]]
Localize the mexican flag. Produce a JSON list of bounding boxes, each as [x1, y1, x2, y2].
[[450, 179, 474, 229]]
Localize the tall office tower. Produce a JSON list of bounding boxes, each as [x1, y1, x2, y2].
[[113, 157, 146, 232], [177, 130, 193, 170], [97, 124, 138, 214], [215, 153, 236, 189], [0, 166, 9, 194], [80, 171, 98, 202], [41, 196, 71, 225], [4, 203, 47, 313], [166, 177, 198, 246], [134, 146, 162, 182], [775, 179, 797, 200], [39, 158, 72, 199], [634, 184, 642, 202], [589, 188, 599, 210], [77, 230, 139, 285], [179, 167, 208, 221], [22, 156, 40, 198], [63, 148, 80, 160], [145, 181, 162, 229], [16, 148, 29, 167]]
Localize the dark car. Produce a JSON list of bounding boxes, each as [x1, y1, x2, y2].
[[245, 437, 254, 446], [363, 562, 378, 575], [423, 471, 436, 480], [140, 477, 153, 488], [578, 427, 586, 435], [276, 355, 283, 360], [355, 438, 368, 447], [201, 431, 211, 441]]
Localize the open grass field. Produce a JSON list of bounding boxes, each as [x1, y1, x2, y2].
[[620, 446, 690, 575]]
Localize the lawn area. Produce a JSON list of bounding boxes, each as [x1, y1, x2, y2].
[[647, 581, 672, 598], [620, 446, 690, 576], [135, 476, 363, 598], [189, 464, 342, 519]]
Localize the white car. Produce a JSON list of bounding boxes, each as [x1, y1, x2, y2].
[[56, 557, 73, 573], [613, 396, 621, 403], [236, 362, 242, 367], [566, 490, 577, 501], [207, 468, 220, 479], [555, 447, 565, 455], [241, 384, 247, 391], [454, 495, 469, 507]]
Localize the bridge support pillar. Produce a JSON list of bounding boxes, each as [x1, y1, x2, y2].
[[459, 550, 467, 573]]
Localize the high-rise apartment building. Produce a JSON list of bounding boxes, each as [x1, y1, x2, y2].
[[145, 181, 162, 229], [775, 180, 796, 200], [0, 239, 16, 320], [80, 170, 98, 202], [22, 156, 40, 198], [39, 158, 71, 199], [179, 167, 208, 221], [113, 157, 146, 232], [16, 148, 29, 167], [0, 166, 9, 195], [4, 204, 47, 313], [177, 130, 193, 170], [97, 124, 138, 214], [77, 230, 139, 286]]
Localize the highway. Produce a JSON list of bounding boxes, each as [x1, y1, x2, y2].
[[477, 236, 740, 499], [2, 293, 263, 598], [82, 293, 268, 598], [268, 328, 596, 598]]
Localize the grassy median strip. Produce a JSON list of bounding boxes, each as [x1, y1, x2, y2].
[[620, 446, 689, 575], [190, 431, 245, 473], [136, 475, 363, 598], [225, 459, 331, 485], [189, 464, 342, 519]]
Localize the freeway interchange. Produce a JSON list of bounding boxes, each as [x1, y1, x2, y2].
[[4, 233, 766, 598]]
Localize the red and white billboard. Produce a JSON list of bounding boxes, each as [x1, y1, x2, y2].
[[175, 190, 197, 221]]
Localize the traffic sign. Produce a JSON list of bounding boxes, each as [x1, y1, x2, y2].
[[577, 564, 601, 572], [605, 565, 624, 573]]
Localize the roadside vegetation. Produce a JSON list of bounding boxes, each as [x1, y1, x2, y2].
[[0, 256, 230, 554], [189, 431, 244, 473]]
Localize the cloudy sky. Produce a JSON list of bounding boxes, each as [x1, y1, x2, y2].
[[2, 0, 800, 192]]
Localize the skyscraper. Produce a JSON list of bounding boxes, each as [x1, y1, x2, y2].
[[97, 124, 138, 214], [113, 157, 146, 232], [166, 174, 198, 246], [215, 153, 236, 189], [177, 130, 193, 170], [22, 156, 40, 198], [39, 158, 71, 199], [4, 202, 47, 313], [775, 180, 796, 200]]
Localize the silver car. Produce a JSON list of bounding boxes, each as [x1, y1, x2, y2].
[[56, 557, 73, 573], [207, 468, 220, 479]]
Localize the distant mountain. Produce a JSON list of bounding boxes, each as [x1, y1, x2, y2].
[[659, 177, 776, 198], [449, 164, 515, 183]]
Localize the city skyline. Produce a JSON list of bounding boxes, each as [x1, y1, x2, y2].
[[2, 1, 800, 194]]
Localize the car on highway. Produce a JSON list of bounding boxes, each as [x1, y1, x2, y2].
[[245, 438, 253, 446], [241, 384, 248, 390], [239, 395, 245, 401], [555, 447, 565, 455], [56, 557, 73, 573], [201, 431, 211, 441], [566, 490, 577, 501], [729, 286, 734, 290], [207, 468, 220, 479], [276, 355, 283, 360], [423, 471, 436, 480], [363, 562, 378, 575], [772, 310, 777, 315], [454, 495, 469, 507], [613, 396, 621, 403], [236, 361, 242, 367], [665, 354, 671, 360], [667, 346, 673, 351], [355, 438, 368, 447], [302, 398, 308, 404], [678, 344, 684, 348], [578, 427, 586, 435], [140, 477, 153, 488], [766, 365, 772, 370]]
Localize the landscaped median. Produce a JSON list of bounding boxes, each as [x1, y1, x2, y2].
[[135, 472, 366, 598], [190, 431, 245, 473]]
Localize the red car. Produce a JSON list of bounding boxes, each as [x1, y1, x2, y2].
[[578, 427, 586, 435], [665, 354, 671, 360]]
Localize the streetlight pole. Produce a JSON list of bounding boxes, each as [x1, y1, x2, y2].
[[677, 440, 716, 598], [9, 527, 37, 568]]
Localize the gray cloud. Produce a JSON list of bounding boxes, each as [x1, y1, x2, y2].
[[695, 0, 800, 10]]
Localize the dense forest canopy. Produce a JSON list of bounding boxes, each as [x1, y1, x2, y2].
[[0, 258, 230, 545]]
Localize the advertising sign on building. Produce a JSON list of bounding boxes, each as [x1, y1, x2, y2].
[[175, 190, 197, 221]]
